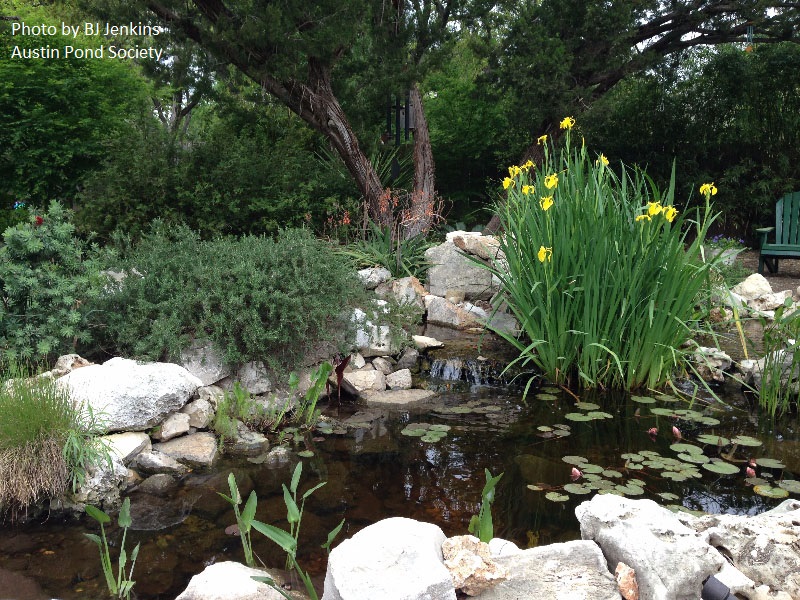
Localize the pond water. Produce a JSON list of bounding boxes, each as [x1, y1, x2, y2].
[[1, 357, 798, 600]]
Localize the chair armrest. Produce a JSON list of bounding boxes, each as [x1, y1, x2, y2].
[[756, 227, 775, 248]]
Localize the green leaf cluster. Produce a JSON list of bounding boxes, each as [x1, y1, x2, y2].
[[84, 498, 140, 600], [92, 225, 367, 371], [487, 127, 718, 390], [0, 201, 102, 361]]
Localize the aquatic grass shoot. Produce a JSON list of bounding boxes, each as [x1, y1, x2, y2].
[[485, 123, 718, 391]]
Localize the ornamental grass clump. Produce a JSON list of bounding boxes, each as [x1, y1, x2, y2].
[[487, 118, 718, 391], [0, 365, 108, 513]]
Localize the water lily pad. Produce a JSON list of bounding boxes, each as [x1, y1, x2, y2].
[[563, 483, 592, 495], [696, 434, 730, 446], [554, 429, 571, 437], [657, 492, 680, 501], [754, 485, 789, 499], [602, 469, 623, 478], [527, 484, 545, 491], [575, 402, 601, 410], [545, 492, 569, 502], [540, 386, 561, 394], [553, 423, 571, 430], [537, 393, 559, 401], [631, 395, 656, 404], [745, 477, 769, 486], [661, 471, 689, 482], [578, 463, 604, 474], [429, 424, 451, 432], [755, 458, 786, 470], [730, 435, 763, 447], [670, 443, 703, 455], [778, 480, 800, 493], [586, 411, 614, 420], [643, 460, 665, 469], [565, 412, 592, 422], [650, 407, 677, 416], [702, 460, 740, 475], [401, 428, 427, 437], [615, 483, 644, 495], [697, 417, 721, 426], [621, 453, 644, 462], [420, 434, 445, 443], [678, 453, 710, 464], [537, 425, 554, 432], [562, 455, 588, 465], [655, 394, 680, 402], [624, 462, 644, 470], [582, 473, 602, 481], [297, 450, 314, 458]]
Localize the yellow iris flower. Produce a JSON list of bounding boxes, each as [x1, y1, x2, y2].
[[523, 159, 534, 170], [647, 202, 663, 217], [544, 173, 559, 189], [537, 134, 548, 145], [635, 214, 651, 222], [503, 177, 514, 190], [559, 116, 576, 130], [664, 206, 678, 222], [509, 165, 522, 178], [539, 196, 554, 211], [699, 182, 718, 197], [522, 185, 534, 195], [596, 154, 609, 166], [537, 246, 553, 263]]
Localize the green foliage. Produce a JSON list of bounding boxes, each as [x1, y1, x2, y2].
[[0, 201, 102, 361], [84, 498, 141, 600], [0, 2, 149, 206], [468, 469, 503, 543], [217, 473, 259, 567], [337, 220, 433, 281], [212, 383, 265, 447], [253, 462, 342, 600], [93, 225, 367, 370], [486, 126, 717, 390], [756, 300, 800, 417], [584, 43, 800, 235], [0, 365, 108, 509]]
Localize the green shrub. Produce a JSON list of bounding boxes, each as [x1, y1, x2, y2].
[[485, 121, 717, 390], [0, 201, 102, 361], [94, 224, 367, 371], [336, 220, 433, 281], [0, 367, 108, 511]]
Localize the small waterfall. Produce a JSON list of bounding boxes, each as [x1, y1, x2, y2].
[[428, 357, 506, 386]]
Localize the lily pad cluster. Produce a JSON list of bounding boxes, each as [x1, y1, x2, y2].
[[400, 422, 452, 443], [434, 399, 503, 415], [565, 401, 614, 422]]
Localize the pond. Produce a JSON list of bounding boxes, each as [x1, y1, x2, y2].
[[1, 355, 799, 600]]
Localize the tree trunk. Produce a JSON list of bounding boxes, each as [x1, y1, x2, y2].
[[403, 84, 437, 238]]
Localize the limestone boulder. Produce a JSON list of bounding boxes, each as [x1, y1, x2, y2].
[[692, 347, 733, 382], [56, 357, 202, 432], [385, 368, 413, 390], [135, 450, 190, 475], [341, 369, 386, 396], [749, 290, 793, 312], [357, 267, 392, 290], [361, 389, 438, 407], [375, 276, 428, 309], [179, 339, 232, 386], [219, 361, 273, 395], [103, 432, 151, 465], [181, 398, 214, 429], [152, 432, 218, 468], [449, 231, 505, 262], [176, 561, 293, 600], [687, 499, 800, 598], [576, 494, 725, 600], [732, 274, 772, 301], [68, 453, 128, 510], [443, 535, 508, 596], [152, 412, 191, 442], [351, 306, 397, 357], [478, 540, 621, 600], [412, 335, 444, 350], [322, 517, 457, 600], [395, 346, 420, 372], [425, 241, 496, 301]]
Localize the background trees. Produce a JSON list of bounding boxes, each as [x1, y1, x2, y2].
[[2, 0, 799, 239]]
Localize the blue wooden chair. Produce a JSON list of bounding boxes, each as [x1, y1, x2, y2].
[[757, 191, 800, 274]]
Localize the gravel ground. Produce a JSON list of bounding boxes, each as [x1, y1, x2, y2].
[[735, 250, 800, 296]]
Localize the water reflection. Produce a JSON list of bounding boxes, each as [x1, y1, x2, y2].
[[0, 383, 797, 600]]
